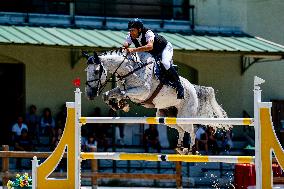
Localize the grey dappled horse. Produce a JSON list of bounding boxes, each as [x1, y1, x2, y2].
[[83, 49, 230, 154]]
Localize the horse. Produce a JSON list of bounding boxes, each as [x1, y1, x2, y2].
[[83, 49, 230, 154]]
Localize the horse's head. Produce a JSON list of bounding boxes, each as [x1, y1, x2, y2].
[[83, 51, 107, 100]]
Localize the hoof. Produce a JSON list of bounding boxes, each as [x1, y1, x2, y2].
[[175, 148, 185, 155], [195, 151, 200, 155], [118, 99, 130, 112], [108, 100, 119, 111], [182, 148, 189, 154], [176, 143, 182, 148], [122, 104, 130, 112], [191, 144, 197, 155]]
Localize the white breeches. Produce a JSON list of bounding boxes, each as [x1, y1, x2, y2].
[[161, 42, 173, 70]]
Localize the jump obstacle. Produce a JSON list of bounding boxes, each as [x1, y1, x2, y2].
[[32, 76, 284, 189]]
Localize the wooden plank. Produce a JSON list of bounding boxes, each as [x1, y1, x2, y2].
[[93, 173, 177, 180], [175, 162, 182, 188], [2, 145, 9, 187], [0, 151, 67, 158], [274, 177, 284, 184], [0, 172, 177, 180]]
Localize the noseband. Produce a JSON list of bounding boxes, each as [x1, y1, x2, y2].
[[85, 62, 104, 96]]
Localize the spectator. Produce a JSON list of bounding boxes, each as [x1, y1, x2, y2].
[[50, 127, 66, 171], [144, 124, 161, 153], [85, 134, 98, 152], [207, 126, 219, 155], [90, 107, 109, 151], [195, 125, 208, 154], [86, 107, 102, 136], [51, 127, 63, 150], [26, 105, 40, 145], [221, 128, 233, 154], [81, 127, 88, 152], [14, 128, 33, 169], [14, 129, 33, 151], [11, 115, 28, 141], [40, 108, 56, 142], [56, 104, 67, 129], [108, 109, 124, 145]]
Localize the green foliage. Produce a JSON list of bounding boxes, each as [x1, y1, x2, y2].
[[7, 173, 32, 189]]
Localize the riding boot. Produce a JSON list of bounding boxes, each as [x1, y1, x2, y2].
[[167, 66, 184, 99]]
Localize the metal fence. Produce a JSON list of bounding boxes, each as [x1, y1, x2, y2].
[[0, 0, 195, 28]]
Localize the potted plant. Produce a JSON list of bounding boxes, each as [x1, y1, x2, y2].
[[7, 173, 32, 189]]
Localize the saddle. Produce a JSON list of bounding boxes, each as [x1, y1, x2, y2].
[[154, 60, 179, 89], [140, 59, 179, 108]]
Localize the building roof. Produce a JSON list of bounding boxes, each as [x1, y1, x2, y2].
[[0, 25, 284, 55]]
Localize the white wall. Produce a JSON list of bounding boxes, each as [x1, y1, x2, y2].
[[191, 0, 284, 46], [0, 45, 110, 116], [174, 52, 244, 117], [246, 0, 284, 45], [191, 0, 247, 30], [188, 0, 284, 117]]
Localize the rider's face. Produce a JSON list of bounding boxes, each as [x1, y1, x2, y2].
[[129, 28, 140, 39]]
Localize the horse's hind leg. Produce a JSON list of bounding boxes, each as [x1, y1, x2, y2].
[[156, 109, 186, 154], [176, 98, 198, 154]]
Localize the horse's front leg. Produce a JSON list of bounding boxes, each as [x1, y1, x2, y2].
[[123, 86, 150, 102], [103, 87, 126, 101], [102, 87, 129, 112]]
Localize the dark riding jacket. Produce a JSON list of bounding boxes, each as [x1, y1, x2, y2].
[[130, 28, 168, 56]]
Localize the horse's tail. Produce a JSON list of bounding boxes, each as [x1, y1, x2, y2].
[[193, 85, 231, 129]]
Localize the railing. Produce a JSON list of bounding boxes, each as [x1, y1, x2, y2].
[[0, 145, 182, 188], [0, 0, 195, 29]]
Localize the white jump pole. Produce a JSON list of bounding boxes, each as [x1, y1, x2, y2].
[[80, 152, 254, 164], [80, 117, 253, 126], [75, 88, 82, 189], [254, 76, 265, 189]]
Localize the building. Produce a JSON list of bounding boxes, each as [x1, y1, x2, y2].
[[0, 0, 284, 145]]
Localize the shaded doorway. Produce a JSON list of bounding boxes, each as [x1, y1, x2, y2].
[[0, 63, 25, 145]]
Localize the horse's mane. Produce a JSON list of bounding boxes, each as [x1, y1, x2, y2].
[[100, 48, 125, 57]]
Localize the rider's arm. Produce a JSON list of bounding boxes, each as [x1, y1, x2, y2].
[[124, 33, 132, 48], [128, 30, 154, 53], [131, 40, 153, 52], [123, 42, 130, 48]]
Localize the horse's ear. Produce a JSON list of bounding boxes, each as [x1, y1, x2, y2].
[[93, 51, 100, 64], [82, 51, 89, 58]]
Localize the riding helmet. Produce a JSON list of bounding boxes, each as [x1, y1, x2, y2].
[[128, 18, 143, 29]]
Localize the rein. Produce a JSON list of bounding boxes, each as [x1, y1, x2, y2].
[[94, 52, 155, 95], [96, 54, 128, 95], [116, 59, 154, 80]]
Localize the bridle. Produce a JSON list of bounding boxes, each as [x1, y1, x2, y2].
[[84, 50, 128, 96], [84, 49, 154, 96], [85, 62, 104, 96]]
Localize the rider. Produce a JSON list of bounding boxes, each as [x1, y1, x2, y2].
[[123, 18, 184, 99]]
